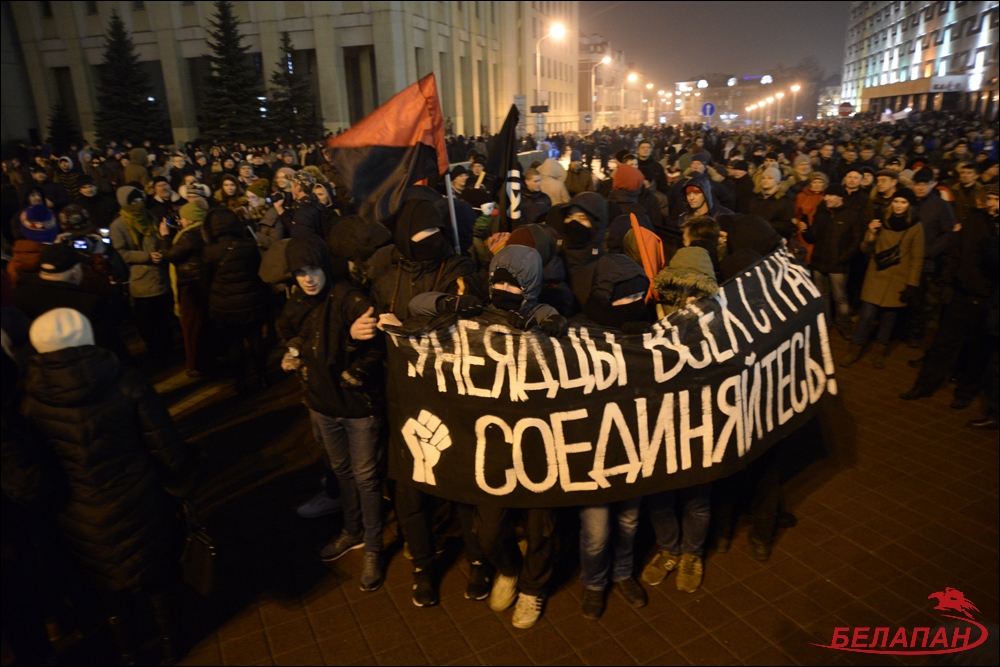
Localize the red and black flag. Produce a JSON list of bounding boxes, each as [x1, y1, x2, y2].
[[484, 104, 521, 233], [326, 73, 449, 224]]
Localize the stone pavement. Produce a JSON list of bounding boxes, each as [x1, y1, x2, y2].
[[151, 331, 997, 667]]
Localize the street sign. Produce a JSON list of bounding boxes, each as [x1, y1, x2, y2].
[[701, 102, 715, 117], [584, 114, 592, 123], [838, 102, 854, 117], [514, 95, 527, 138], [530, 105, 549, 113]]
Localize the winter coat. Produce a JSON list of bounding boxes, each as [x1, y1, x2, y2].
[[277, 282, 385, 418], [123, 148, 150, 187], [950, 182, 982, 224], [730, 174, 756, 214], [110, 215, 169, 298], [254, 206, 284, 250], [538, 159, 571, 206], [748, 191, 796, 238], [802, 204, 863, 274], [719, 213, 783, 258], [75, 192, 118, 229], [637, 156, 667, 192], [676, 174, 733, 226], [161, 223, 206, 287], [484, 245, 560, 326], [549, 192, 609, 308], [6, 239, 45, 286], [860, 214, 924, 308], [564, 166, 595, 196], [202, 214, 268, 325], [914, 190, 956, 273], [20, 346, 189, 592], [941, 209, 998, 299], [287, 198, 325, 239], [55, 165, 83, 200]]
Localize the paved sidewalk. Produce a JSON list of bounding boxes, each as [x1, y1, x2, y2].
[[166, 333, 997, 666]]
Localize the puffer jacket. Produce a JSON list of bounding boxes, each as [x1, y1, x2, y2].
[[20, 345, 189, 592], [860, 214, 924, 308], [802, 204, 863, 274], [202, 211, 268, 324], [161, 223, 206, 286], [484, 244, 559, 325], [538, 158, 571, 206], [507, 223, 576, 316]]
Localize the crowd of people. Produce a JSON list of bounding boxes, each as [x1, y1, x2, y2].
[[1, 107, 997, 664]]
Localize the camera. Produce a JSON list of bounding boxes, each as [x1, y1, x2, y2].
[[266, 191, 288, 206], [73, 238, 90, 250]]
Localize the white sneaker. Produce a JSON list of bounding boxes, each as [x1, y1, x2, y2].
[[296, 491, 342, 518], [487, 573, 518, 612], [511, 592, 544, 629]]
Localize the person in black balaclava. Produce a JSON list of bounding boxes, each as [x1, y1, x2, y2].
[[506, 223, 577, 316], [570, 252, 654, 619], [364, 195, 487, 608], [547, 192, 608, 309]]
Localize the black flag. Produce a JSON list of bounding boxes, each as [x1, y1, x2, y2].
[[484, 104, 521, 233]]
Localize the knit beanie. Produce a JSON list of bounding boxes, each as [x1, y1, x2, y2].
[[290, 170, 316, 191], [729, 159, 749, 172], [911, 167, 934, 184], [116, 185, 144, 208], [691, 152, 711, 167], [29, 308, 94, 354], [892, 188, 917, 207], [22, 205, 58, 242], [613, 164, 644, 191], [507, 226, 537, 249], [762, 166, 782, 183], [179, 201, 207, 224], [793, 154, 811, 168], [611, 274, 650, 302], [39, 243, 82, 274], [58, 204, 90, 232], [825, 183, 846, 198], [247, 179, 270, 199], [570, 150, 583, 162]]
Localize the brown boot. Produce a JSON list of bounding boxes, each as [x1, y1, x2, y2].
[[840, 343, 863, 367], [871, 343, 888, 369]]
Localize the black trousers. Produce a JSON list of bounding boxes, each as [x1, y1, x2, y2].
[[133, 292, 175, 355], [475, 506, 556, 597], [914, 292, 991, 400], [394, 485, 482, 570]]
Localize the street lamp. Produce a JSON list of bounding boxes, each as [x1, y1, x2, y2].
[[790, 84, 801, 122], [766, 97, 774, 130], [535, 22, 565, 138], [622, 72, 638, 126], [591, 55, 611, 128], [775, 91, 785, 126], [645, 83, 653, 123]]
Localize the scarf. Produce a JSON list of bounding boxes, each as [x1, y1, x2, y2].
[[168, 220, 203, 316], [119, 202, 158, 248]]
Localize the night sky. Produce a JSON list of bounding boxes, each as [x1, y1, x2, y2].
[[580, 1, 851, 87]]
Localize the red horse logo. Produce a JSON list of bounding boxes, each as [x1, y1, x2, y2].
[[928, 588, 979, 620]]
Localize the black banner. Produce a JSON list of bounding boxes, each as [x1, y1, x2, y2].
[[385, 249, 838, 507]]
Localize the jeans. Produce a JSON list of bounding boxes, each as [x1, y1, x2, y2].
[[812, 271, 850, 331], [475, 507, 556, 597], [579, 499, 641, 590], [646, 484, 711, 556], [177, 284, 208, 372], [851, 301, 900, 346], [394, 487, 482, 569], [309, 411, 383, 553], [913, 292, 991, 400]]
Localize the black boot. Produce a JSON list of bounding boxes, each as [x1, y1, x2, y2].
[[107, 613, 137, 666]]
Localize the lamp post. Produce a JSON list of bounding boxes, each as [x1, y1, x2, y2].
[[590, 55, 611, 129], [758, 100, 766, 128], [790, 84, 801, 122], [766, 97, 774, 130], [775, 91, 785, 127], [535, 22, 565, 139], [622, 72, 637, 126]]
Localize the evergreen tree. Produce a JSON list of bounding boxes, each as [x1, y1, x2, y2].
[[267, 32, 324, 140], [199, 0, 267, 144], [46, 104, 83, 155], [93, 11, 168, 145]]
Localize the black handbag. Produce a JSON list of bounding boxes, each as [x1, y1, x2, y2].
[[180, 501, 217, 597], [874, 242, 901, 271]]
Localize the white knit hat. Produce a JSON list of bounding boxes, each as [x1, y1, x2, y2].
[[29, 308, 95, 354]]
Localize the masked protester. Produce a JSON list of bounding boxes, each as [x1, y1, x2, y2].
[[506, 223, 576, 316], [365, 196, 486, 607], [549, 192, 609, 309]]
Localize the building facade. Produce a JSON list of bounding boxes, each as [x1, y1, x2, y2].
[[6, 0, 580, 146], [841, 1, 999, 117], [577, 32, 642, 129], [673, 73, 815, 126]]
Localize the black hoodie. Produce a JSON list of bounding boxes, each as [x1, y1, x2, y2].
[[548, 192, 609, 308]]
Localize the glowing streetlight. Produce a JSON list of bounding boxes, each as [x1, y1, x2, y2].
[[775, 91, 784, 125], [535, 23, 565, 136], [790, 84, 801, 122], [591, 55, 613, 125], [658, 90, 665, 96], [646, 83, 654, 89], [628, 73, 638, 83]]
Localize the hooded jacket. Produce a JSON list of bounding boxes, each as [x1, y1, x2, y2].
[[575, 253, 654, 328], [718, 213, 783, 259], [202, 209, 268, 324], [55, 157, 84, 200], [485, 245, 559, 325], [367, 198, 485, 319], [549, 192, 608, 308], [507, 223, 576, 316], [537, 158, 571, 206], [278, 237, 384, 417], [123, 148, 150, 186], [110, 188, 169, 299], [564, 163, 595, 196], [653, 246, 720, 316], [677, 173, 733, 226], [20, 345, 189, 592], [860, 210, 924, 308]]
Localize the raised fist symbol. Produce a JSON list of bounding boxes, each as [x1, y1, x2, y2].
[[401, 410, 452, 485]]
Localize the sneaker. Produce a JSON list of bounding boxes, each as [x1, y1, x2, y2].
[[488, 572, 519, 612], [297, 491, 342, 519], [967, 417, 999, 430], [580, 587, 605, 620], [614, 577, 648, 608], [511, 592, 544, 629], [750, 536, 772, 562], [412, 567, 438, 607], [641, 550, 680, 586], [714, 535, 731, 554], [675, 554, 704, 593], [320, 530, 363, 562], [359, 552, 383, 592], [465, 560, 493, 601]]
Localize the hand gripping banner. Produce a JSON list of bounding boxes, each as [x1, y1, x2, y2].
[[384, 248, 837, 507]]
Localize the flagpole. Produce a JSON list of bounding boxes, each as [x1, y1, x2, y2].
[[444, 173, 461, 254]]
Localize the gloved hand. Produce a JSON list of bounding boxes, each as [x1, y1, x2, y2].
[[540, 314, 568, 337], [899, 285, 919, 304], [505, 310, 537, 330], [340, 367, 367, 389], [437, 294, 483, 317], [620, 321, 652, 335]]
